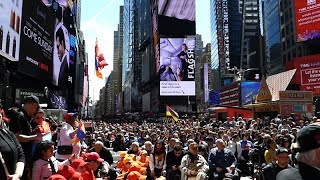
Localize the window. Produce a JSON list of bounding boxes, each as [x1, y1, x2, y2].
[[286, 38, 291, 49], [292, 49, 296, 58], [283, 54, 287, 64], [285, 11, 289, 22], [291, 35, 295, 46], [282, 41, 286, 51], [287, 52, 291, 61]]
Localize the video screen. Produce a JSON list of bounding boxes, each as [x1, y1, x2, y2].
[[158, 0, 196, 36]]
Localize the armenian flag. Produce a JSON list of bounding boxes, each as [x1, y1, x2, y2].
[[166, 105, 179, 122], [72, 121, 86, 145], [95, 38, 108, 79]]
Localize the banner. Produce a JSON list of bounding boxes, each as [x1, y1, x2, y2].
[[0, 0, 23, 61], [159, 38, 195, 96], [294, 0, 320, 42], [19, 0, 55, 81]]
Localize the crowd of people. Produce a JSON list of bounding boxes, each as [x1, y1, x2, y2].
[[0, 95, 320, 180]]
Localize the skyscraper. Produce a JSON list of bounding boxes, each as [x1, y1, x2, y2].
[[240, 0, 262, 69], [122, 0, 142, 112], [116, 6, 124, 112], [210, 0, 242, 87], [263, 0, 281, 75]]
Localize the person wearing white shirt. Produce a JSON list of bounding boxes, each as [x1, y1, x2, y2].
[[227, 134, 242, 160], [55, 113, 81, 161]]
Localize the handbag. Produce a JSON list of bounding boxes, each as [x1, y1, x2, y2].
[[57, 145, 73, 155]]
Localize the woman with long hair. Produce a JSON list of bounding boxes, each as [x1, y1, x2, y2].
[[150, 140, 166, 178]]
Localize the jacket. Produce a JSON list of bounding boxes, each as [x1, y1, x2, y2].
[[276, 162, 320, 180], [180, 153, 209, 180]]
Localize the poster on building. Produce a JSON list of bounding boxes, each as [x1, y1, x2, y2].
[[0, 0, 23, 61], [294, 0, 320, 42], [159, 38, 195, 96], [158, 0, 196, 36], [19, 0, 55, 82]]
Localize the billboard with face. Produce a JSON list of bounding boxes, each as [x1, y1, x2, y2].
[[53, 22, 71, 87], [294, 0, 320, 42], [0, 0, 23, 61], [158, 0, 196, 36], [159, 37, 195, 96]]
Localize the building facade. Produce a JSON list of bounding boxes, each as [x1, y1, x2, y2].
[[263, 0, 281, 75], [210, 0, 243, 88]]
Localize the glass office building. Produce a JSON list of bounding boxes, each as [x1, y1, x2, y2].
[[264, 0, 281, 75]]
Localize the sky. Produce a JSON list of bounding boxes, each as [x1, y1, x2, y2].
[[81, 0, 211, 101]]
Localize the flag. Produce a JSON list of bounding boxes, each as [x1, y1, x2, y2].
[[72, 121, 86, 145], [166, 105, 179, 122], [95, 38, 108, 79]]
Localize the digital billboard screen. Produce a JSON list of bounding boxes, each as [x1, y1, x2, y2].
[[19, 0, 55, 82], [0, 0, 23, 61], [158, 0, 196, 36], [285, 54, 320, 94], [294, 0, 320, 42], [53, 22, 70, 87], [48, 90, 67, 109], [159, 37, 195, 96], [241, 81, 261, 106]]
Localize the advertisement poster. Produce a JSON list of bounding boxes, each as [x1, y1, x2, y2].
[[19, 0, 55, 82], [294, 0, 320, 42], [286, 54, 320, 94], [159, 38, 195, 96], [53, 22, 70, 86], [0, 0, 23, 61], [158, 0, 196, 36], [241, 81, 261, 106]]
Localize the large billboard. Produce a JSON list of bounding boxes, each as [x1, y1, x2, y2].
[[285, 54, 320, 95], [19, 0, 55, 82], [158, 0, 196, 36], [159, 37, 195, 96], [0, 0, 23, 61], [294, 0, 320, 42], [53, 22, 70, 86], [241, 81, 261, 106]]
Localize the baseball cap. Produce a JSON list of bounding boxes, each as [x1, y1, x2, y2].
[[57, 165, 82, 179], [276, 148, 289, 155], [24, 95, 40, 104], [71, 158, 85, 169], [48, 174, 67, 180], [64, 113, 78, 121], [140, 150, 148, 155], [132, 142, 139, 147], [119, 151, 127, 158], [297, 123, 320, 152], [123, 157, 134, 164], [82, 152, 104, 163]]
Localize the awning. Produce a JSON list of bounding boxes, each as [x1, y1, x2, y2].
[[266, 69, 296, 101]]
